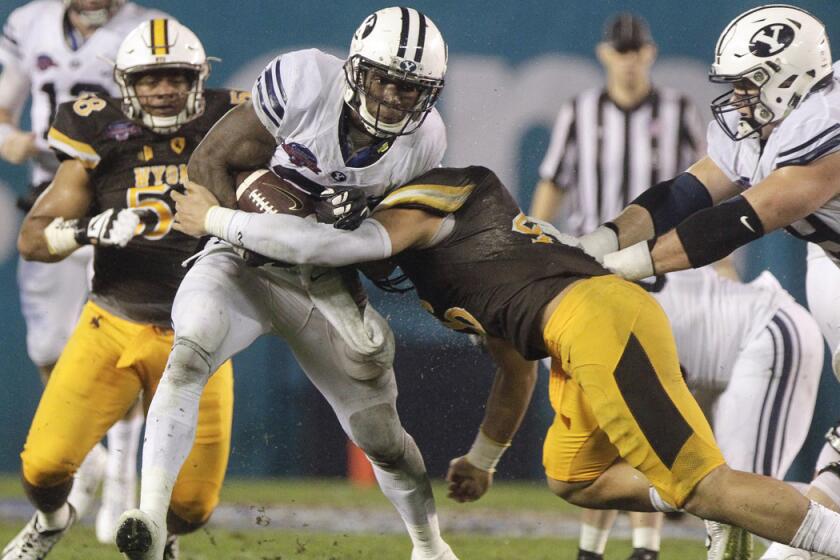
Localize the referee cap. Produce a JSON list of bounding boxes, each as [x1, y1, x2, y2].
[[603, 12, 653, 52]]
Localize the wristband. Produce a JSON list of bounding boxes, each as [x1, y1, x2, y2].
[[44, 217, 82, 256], [465, 429, 511, 473], [204, 205, 238, 239], [578, 224, 619, 262], [603, 240, 655, 280]]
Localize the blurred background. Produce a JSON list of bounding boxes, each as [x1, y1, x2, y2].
[[0, 0, 838, 484]]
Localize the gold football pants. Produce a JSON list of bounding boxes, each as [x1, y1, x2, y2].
[[21, 301, 234, 523], [542, 275, 725, 507]]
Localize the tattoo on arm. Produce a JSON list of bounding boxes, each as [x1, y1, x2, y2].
[[188, 101, 277, 208]]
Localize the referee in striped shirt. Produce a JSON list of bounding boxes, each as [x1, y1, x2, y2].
[[529, 13, 705, 560], [530, 13, 705, 236]]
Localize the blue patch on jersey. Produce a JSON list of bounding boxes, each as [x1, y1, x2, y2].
[[282, 142, 321, 174], [36, 54, 57, 71], [104, 121, 143, 142]]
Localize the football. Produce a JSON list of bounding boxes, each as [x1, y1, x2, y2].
[[235, 169, 315, 217]]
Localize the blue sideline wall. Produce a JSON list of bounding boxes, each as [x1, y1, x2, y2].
[[0, 0, 838, 480]]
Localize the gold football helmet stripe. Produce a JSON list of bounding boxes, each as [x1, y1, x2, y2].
[[378, 182, 476, 213], [151, 19, 169, 55], [47, 128, 100, 169]]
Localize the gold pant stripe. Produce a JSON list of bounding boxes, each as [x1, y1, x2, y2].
[[21, 301, 233, 522], [541, 275, 724, 507]]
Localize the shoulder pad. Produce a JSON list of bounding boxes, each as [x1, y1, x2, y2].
[[47, 95, 121, 169], [378, 166, 489, 214]]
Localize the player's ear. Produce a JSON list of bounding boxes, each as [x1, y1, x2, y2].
[[642, 44, 658, 65], [595, 42, 610, 66]]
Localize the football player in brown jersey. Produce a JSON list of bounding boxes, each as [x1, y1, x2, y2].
[[173, 165, 840, 560], [5, 19, 245, 560]]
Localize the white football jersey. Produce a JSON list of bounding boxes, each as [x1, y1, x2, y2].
[[707, 61, 840, 264], [251, 49, 446, 202], [645, 268, 793, 388], [0, 0, 167, 184]]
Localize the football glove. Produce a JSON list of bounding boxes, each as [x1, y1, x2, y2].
[[75, 208, 142, 247], [316, 186, 370, 230]]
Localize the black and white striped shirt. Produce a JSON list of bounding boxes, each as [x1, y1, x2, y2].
[[538, 87, 705, 234]]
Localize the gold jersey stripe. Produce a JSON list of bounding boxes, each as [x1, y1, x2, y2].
[[151, 19, 169, 55], [47, 128, 100, 168], [378, 182, 476, 213]]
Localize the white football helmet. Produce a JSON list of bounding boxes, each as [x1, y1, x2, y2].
[[114, 19, 210, 133], [344, 6, 447, 137], [710, 4, 833, 140], [64, 0, 125, 29]]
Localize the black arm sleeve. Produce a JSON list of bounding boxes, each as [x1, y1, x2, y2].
[[630, 172, 713, 235]]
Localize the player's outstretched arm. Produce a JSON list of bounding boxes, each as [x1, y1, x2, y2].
[[187, 100, 276, 208], [605, 150, 840, 279], [580, 156, 739, 260], [18, 160, 144, 262], [174, 181, 443, 265], [447, 337, 538, 503], [0, 59, 37, 165]]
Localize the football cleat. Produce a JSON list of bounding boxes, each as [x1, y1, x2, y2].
[[410, 543, 459, 560], [577, 550, 604, 560], [628, 548, 659, 560], [163, 535, 179, 560], [705, 520, 753, 560], [1, 506, 76, 560], [115, 509, 165, 560]]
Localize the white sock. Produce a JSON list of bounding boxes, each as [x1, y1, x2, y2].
[[139, 345, 210, 524], [579, 523, 611, 554], [37, 503, 71, 531], [104, 403, 144, 508], [632, 527, 661, 551], [788, 500, 840, 557], [370, 435, 446, 556], [66, 442, 107, 517]]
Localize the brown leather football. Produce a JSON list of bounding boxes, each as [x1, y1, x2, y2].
[[234, 170, 315, 217]]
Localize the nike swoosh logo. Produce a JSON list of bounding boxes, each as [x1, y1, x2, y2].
[[740, 216, 755, 233], [310, 270, 331, 282]]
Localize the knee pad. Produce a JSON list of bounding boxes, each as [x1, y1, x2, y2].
[[172, 289, 231, 356], [165, 338, 214, 388], [348, 403, 405, 464]]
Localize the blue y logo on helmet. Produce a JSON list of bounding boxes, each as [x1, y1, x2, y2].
[[749, 23, 795, 57], [399, 60, 417, 72]]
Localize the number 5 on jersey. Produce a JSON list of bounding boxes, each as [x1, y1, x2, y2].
[[127, 185, 173, 240]]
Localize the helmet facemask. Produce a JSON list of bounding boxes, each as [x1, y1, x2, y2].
[[115, 63, 209, 134], [710, 68, 774, 141], [343, 56, 444, 138]]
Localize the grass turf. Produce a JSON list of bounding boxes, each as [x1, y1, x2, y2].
[[0, 522, 707, 559]]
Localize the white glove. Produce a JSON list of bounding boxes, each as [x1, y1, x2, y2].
[[602, 241, 655, 280], [0, 127, 39, 164], [79, 208, 142, 247], [578, 225, 619, 262]]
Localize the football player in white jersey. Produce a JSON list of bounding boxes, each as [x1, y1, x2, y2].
[[573, 5, 840, 559], [571, 268, 823, 560], [0, 0, 169, 545], [117, 7, 457, 560]]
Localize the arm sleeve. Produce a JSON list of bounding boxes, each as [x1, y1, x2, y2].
[[212, 211, 393, 267], [538, 101, 576, 186], [251, 55, 289, 140]]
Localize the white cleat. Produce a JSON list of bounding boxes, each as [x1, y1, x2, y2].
[[115, 509, 165, 560], [66, 443, 108, 519], [705, 520, 753, 560], [95, 475, 137, 544], [411, 543, 459, 560], [1, 507, 75, 560]]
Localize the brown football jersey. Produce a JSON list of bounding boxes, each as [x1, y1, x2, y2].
[[382, 166, 609, 359], [48, 89, 251, 326]]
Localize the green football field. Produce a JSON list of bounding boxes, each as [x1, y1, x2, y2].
[[0, 476, 711, 559]]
